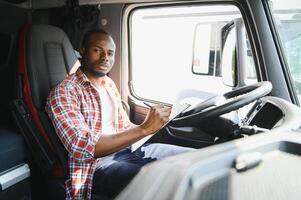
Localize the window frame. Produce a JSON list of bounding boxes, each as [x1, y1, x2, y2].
[[122, 1, 263, 104]]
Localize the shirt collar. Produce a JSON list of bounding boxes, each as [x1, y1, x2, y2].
[[76, 67, 107, 86]]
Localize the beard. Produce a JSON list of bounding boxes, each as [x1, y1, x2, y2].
[[82, 59, 110, 77], [90, 66, 106, 77]]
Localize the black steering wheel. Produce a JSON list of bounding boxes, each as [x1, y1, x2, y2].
[[171, 81, 272, 126]]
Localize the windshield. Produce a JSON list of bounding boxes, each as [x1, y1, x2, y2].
[[268, 0, 301, 103]]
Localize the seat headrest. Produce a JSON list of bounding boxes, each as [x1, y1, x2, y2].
[[26, 24, 79, 109]]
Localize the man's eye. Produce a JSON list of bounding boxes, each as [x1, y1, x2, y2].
[[91, 47, 101, 54], [108, 52, 114, 57]]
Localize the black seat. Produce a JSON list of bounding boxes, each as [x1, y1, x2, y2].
[[12, 24, 80, 199], [12, 24, 111, 200], [25, 24, 79, 173]]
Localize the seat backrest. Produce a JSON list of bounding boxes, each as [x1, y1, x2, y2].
[[18, 24, 80, 177], [26, 24, 79, 109]]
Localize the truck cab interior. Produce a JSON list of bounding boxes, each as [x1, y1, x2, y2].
[[0, 0, 301, 200]]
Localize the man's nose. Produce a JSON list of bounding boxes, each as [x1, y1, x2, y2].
[[100, 52, 109, 62]]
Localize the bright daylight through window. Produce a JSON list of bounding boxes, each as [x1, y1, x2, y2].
[[130, 5, 257, 104], [269, 0, 301, 103]]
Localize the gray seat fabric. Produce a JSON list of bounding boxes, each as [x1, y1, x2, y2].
[[26, 24, 78, 110], [23, 24, 80, 199], [25, 24, 80, 176]]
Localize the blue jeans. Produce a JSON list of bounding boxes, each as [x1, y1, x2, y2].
[[92, 143, 193, 198]]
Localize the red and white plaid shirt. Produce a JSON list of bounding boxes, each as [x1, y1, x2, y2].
[[46, 69, 131, 199]]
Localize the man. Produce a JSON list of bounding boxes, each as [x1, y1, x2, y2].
[[46, 29, 192, 200]]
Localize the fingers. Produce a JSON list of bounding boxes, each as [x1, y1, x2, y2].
[[142, 103, 172, 134], [156, 108, 171, 125], [146, 107, 170, 122], [151, 105, 171, 118], [152, 104, 171, 112]]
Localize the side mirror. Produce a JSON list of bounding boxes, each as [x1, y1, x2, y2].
[[191, 23, 213, 75], [221, 22, 237, 87]]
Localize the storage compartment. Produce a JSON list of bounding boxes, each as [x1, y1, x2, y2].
[[0, 129, 31, 200]]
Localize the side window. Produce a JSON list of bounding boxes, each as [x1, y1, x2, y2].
[[268, 0, 301, 103], [129, 4, 257, 104], [192, 23, 215, 75]]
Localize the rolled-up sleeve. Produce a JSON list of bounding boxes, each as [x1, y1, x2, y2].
[[46, 86, 100, 162]]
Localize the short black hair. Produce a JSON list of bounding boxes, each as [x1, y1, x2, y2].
[[81, 29, 111, 48]]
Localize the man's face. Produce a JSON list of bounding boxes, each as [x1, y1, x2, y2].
[[80, 33, 116, 77]]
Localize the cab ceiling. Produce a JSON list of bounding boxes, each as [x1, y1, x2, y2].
[[7, 0, 176, 9]]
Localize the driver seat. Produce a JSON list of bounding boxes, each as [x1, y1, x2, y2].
[[11, 24, 108, 199], [13, 24, 130, 200]]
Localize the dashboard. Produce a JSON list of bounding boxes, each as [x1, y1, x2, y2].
[[117, 97, 301, 200], [242, 96, 301, 132]]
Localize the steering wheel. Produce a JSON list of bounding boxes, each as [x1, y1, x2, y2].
[[171, 81, 272, 126]]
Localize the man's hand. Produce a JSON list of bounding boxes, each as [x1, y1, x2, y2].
[[140, 104, 172, 135], [94, 104, 171, 158]]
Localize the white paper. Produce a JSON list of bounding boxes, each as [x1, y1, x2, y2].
[[131, 102, 190, 152]]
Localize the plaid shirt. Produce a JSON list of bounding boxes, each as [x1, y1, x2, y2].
[[46, 69, 131, 199]]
